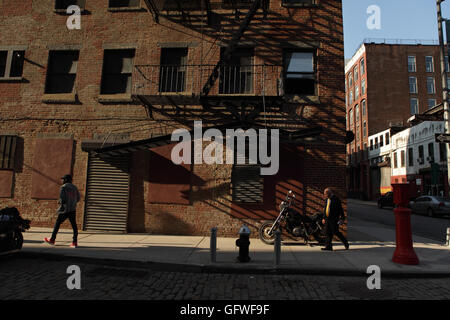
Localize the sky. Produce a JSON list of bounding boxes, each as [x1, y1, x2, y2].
[[343, 0, 450, 58]]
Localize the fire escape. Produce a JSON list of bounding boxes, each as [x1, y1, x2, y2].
[[134, 0, 323, 142]]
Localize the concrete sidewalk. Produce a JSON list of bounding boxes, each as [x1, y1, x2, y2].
[[18, 220, 450, 276]]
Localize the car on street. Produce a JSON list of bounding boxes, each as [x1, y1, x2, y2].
[[409, 195, 450, 217], [377, 191, 394, 209]]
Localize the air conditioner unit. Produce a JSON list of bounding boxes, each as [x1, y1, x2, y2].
[[417, 157, 424, 165]]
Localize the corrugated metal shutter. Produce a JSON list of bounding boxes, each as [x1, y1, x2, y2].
[[83, 153, 130, 232]]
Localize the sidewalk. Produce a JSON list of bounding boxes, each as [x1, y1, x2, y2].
[[18, 218, 450, 277]]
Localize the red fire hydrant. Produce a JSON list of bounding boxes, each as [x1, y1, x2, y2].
[[391, 183, 419, 265]]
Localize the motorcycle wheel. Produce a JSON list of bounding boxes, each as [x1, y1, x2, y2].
[[259, 222, 278, 245], [9, 231, 23, 250]]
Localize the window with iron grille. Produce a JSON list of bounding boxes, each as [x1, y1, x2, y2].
[[231, 136, 264, 203], [0, 50, 25, 79], [159, 48, 188, 93], [219, 47, 254, 94], [101, 49, 135, 94], [232, 165, 263, 203], [45, 50, 79, 94], [0, 136, 17, 170], [283, 50, 315, 95]]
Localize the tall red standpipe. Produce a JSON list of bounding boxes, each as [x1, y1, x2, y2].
[[391, 184, 419, 265]]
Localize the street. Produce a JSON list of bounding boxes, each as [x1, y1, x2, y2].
[[347, 199, 450, 243], [0, 254, 449, 301]]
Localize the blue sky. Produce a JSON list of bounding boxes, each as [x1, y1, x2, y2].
[[343, 0, 450, 58]]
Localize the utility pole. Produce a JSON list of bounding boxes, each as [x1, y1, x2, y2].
[[437, 0, 450, 196]]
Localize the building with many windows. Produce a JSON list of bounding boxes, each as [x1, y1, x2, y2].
[[345, 40, 446, 200], [0, 0, 346, 236]]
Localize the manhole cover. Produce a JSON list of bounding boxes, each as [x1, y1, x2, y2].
[[339, 281, 397, 300], [88, 267, 149, 279]]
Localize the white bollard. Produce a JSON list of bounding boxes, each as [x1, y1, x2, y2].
[[210, 227, 217, 263], [446, 227, 450, 247], [274, 229, 281, 266]]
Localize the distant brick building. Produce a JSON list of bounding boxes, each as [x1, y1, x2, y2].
[[0, 0, 345, 237], [345, 40, 446, 200]]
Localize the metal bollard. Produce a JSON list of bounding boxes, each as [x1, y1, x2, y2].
[[446, 227, 450, 247], [210, 227, 217, 263], [274, 229, 281, 266]]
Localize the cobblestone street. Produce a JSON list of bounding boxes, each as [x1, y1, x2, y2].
[[0, 255, 449, 301]]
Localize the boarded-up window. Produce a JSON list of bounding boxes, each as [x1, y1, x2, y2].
[[55, 0, 86, 9], [45, 51, 79, 94], [101, 49, 135, 94], [148, 143, 191, 205], [0, 136, 17, 170], [31, 138, 74, 199], [109, 0, 140, 8]]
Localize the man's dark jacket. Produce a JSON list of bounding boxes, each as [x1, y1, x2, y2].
[[323, 195, 345, 223]]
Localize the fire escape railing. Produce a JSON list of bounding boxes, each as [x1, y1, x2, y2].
[[133, 64, 283, 97]]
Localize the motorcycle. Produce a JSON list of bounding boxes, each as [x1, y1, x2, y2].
[[0, 207, 31, 253], [258, 190, 325, 245]]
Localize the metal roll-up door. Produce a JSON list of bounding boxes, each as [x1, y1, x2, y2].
[[83, 153, 130, 232]]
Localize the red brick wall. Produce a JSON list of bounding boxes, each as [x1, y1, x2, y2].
[[0, 0, 346, 237]]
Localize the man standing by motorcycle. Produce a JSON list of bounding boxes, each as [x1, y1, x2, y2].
[[321, 188, 349, 251], [44, 174, 80, 248]]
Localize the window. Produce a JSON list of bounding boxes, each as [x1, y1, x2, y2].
[[349, 109, 353, 125], [401, 150, 406, 167], [349, 90, 353, 105], [375, 137, 378, 149], [425, 56, 434, 72], [379, 135, 384, 147], [428, 98, 437, 109], [428, 143, 435, 162], [220, 47, 254, 94], [408, 56, 416, 72], [370, 139, 373, 150], [159, 48, 188, 93], [446, 56, 449, 73], [427, 77, 435, 94], [385, 132, 389, 145], [360, 58, 365, 76], [361, 78, 366, 95], [408, 148, 414, 166], [283, 51, 315, 95], [354, 66, 358, 82], [355, 104, 359, 122], [410, 98, 419, 115], [0, 50, 25, 79], [100, 49, 135, 95], [355, 84, 359, 99], [0, 135, 17, 170], [282, 0, 316, 5], [419, 145, 424, 160], [440, 143, 447, 162], [45, 50, 79, 94], [409, 77, 417, 94], [109, 0, 141, 8], [362, 99, 366, 116], [363, 121, 366, 137], [55, 0, 86, 10], [393, 152, 398, 168], [348, 72, 353, 87]]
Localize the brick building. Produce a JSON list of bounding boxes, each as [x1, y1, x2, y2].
[[345, 40, 446, 200], [0, 0, 345, 237]]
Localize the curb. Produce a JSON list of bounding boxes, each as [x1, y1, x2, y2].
[[11, 250, 450, 279]]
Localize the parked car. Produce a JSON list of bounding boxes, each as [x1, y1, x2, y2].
[[377, 192, 394, 209], [409, 196, 450, 217]]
